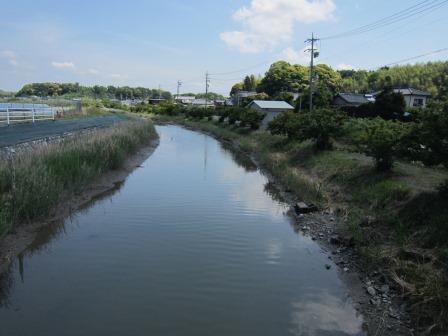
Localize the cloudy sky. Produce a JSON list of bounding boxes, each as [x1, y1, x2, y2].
[[0, 0, 447, 95]]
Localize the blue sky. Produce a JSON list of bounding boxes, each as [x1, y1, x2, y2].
[[0, 0, 447, 95]]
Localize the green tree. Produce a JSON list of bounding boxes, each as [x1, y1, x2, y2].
[[268, 109, 346, 149], [258, 61, 308, 97], [353, 118, 410, 171], [374, 88, 406, 120]]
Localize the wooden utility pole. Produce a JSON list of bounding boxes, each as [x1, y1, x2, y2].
[[176, 80, 182, 100], [205, 72, 210, 108], [306, 33, 319, 112]]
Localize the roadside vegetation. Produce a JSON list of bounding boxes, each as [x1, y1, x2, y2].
[[135, 96, 448, 334], [0, 119, 157, 238]]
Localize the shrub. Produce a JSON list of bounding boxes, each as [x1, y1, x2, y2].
[[353, 118, 410, 171], [268, 109, 346, 150]]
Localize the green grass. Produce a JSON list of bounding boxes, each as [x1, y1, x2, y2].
[[0, 119, 157, 237]]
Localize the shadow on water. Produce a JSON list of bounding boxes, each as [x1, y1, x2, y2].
[[0, 180, 126, 307], [219, 141, 258, 172]]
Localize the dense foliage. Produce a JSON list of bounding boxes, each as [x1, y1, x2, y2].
[[339, 61, 448, 101], [268, 109, 346, 149], [351, 118, 410, 171], [16, 83, 172, 100]]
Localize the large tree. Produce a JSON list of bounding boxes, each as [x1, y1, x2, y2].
[[257, 61, 308, 97]]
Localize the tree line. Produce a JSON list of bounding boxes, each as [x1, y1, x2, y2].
[[15, 83, 172, 100], [231, 60, 448, 106]]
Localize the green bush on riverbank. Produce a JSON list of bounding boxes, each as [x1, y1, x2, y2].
[[0, 120, 157, 237]]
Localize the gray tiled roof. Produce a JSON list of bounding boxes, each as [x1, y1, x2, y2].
[[337, 93, 370, 104], [250, 100, 294, 109]]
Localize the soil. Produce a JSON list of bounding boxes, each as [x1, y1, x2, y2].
[[0, 138, 159, 276]]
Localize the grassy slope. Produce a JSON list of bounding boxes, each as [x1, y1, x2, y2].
[[153, 114, 448, 334], [0, 119, 157, 237]]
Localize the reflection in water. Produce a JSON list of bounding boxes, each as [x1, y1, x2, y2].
[[0, 179, 125, 307], [290, 292, 364, 336], [0, 126, 364, 336], [219, 141, 257, 172]]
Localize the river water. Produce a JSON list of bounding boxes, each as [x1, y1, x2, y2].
[[0, 125, 364, 336]]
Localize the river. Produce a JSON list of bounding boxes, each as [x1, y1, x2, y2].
[[0, 125, 364, 336]]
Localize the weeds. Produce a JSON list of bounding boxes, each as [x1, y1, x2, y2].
[[0, 120, 157, 237]]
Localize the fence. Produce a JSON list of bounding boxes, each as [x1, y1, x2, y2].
[[0, 103, 55, 125]]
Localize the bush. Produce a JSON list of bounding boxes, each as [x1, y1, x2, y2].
[[268, 109, 346, 150], [353, 118, 410, 171], [404, 107, 448, 167]]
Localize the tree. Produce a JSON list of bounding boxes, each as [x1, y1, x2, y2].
[[268, 109, 346, 149], [353, 118, 410, 171], [374, 88, 406, 120], [258, 61, 308, 97]]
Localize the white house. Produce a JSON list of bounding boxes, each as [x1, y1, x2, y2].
[[248, 100, 294, 128], [175, 96, 196, 105], [372, 88, 431, 108]]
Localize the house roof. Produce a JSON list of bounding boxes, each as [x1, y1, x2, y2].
[[336, 93, 370, 104], [393, 88, 431, 96], [372, 88, 431, 97], [250, 100, 294, 110]]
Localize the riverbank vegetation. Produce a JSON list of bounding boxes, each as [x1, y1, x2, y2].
[[145, 101, 448, 334], [0, 119, 157, 238]]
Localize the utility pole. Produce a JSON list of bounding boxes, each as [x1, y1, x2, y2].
[[176, 80, 182, 101], [205, 71, 210, 108], [305, 33, 319, 112], [158, 84, 162, 100]]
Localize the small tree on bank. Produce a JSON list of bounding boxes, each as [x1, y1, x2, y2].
[[268, 109, 346, 150], [353, 118, 410, 171]]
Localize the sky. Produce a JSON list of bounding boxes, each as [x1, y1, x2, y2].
[[0, 0, 447, 95]]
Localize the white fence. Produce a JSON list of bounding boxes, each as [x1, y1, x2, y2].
[[0, 104, 55, 125]]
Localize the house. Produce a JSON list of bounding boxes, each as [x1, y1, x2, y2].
[[191, 98, 215, 108], [393, 88, 431, 108], [175, 96, 196, 105], [248, 100, 294, 128], [333, 93, 375, 107], [372, 88, 431, 107], [231, 91, 257, 106]]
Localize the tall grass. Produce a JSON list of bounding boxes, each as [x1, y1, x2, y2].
[[0, 120, 157, 236]]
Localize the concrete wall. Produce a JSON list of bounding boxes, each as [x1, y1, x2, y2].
[[250, 105, 293, 128]]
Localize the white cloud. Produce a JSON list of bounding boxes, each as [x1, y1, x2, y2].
[[51, 61, 75, 69], [87, 68, 99, 75], [336, 63, 355, 70], [0, 50, 18, 66], [220, 0, 336, 53], [279, 47, 309, 64], [109, 73, 122, 78]]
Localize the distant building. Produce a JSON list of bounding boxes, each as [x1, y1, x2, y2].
[[191, 98, 215, 108], [372, 88, 431, 108], [148, 98, 166, 105], [232, 91, 257, 106], [333, 93, 374, 107], [175, 96, 196, 105], [248, 100, 294, 128]]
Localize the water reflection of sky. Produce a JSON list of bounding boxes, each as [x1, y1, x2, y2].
[[290, 291, 364, 336], [0, 125, 365, 336]]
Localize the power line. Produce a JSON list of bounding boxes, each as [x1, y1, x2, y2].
[[321, 0, 448, 40], [383, 47, 448, 67]]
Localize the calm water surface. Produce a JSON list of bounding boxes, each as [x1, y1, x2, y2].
[[0, 125, 364, 336]]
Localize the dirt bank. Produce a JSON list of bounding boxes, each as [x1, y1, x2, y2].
[[0, 138, 159, 275]]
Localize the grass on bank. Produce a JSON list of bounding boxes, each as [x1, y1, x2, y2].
[[152, 114, 448, 334], [0, 119, 157, 237]]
